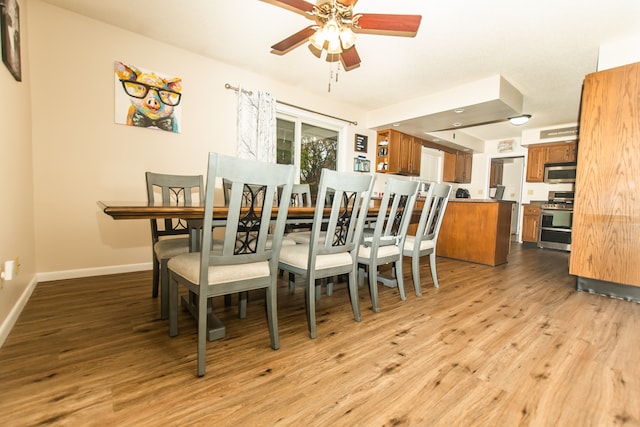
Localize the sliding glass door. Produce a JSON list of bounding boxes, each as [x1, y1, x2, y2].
[[276, 116, 340, 195]]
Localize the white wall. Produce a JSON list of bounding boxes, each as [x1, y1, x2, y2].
[[27, 0, 375, 280], [597, 33, 640, 71], [0, 0, 36, 346]]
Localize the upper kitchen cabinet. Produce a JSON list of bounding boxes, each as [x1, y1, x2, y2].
[[443, 150, 473, 183], [525, 141, 577, 182], [375, 129, 421, 176]]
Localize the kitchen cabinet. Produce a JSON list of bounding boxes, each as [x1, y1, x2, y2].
[[490, 159, 504, 188], [570, 61, 640, 294], [438, 199, 513, 266], [525, 141, 577, 182], [547, 142, 577, 163], [443, 150, 473, 183], [442, 152, 456, 182], [521, 204, 541, 243], [375, 129, 421, 176]]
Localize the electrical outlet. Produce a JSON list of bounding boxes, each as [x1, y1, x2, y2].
[[2, 260, 15, 280], [1, 258, 19, 281]]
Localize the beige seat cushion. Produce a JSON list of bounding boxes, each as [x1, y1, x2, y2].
[[279, 243, 353, 270], [358, 243, 401, 259], [167, 252, 270, 285], [403, 235, 435, 251], [154, 236, 191, 259]]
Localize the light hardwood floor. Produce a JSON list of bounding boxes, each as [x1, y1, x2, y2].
[[1, 244, 639, 426]]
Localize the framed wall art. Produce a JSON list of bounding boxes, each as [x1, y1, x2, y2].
[[1, 0, 21, 82], [114, 61, 183, 133], [355, 134, 368, 152]]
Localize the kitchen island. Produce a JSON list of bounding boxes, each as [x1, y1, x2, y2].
[[437, 199, 514, 266]]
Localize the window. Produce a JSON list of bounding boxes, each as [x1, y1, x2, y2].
[[276, 106, 346, 194]]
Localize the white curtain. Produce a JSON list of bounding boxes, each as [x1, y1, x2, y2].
[[236, 86, 277, 163]]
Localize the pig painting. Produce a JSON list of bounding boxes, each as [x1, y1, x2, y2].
[[114, 61, 182, 132]]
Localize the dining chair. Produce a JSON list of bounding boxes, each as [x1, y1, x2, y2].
[[357, 178, 419, 312], [289, 183, 312, 207], [401, 182, 452, 294], [168, 153, 295, 376], [145, 172, 204, 320], [278, 169, 373, 339]]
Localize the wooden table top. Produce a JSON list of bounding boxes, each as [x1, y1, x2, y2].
[[98, 201, 379, 221]]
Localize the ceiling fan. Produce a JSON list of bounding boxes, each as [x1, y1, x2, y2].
[[263, 0, 422, 71]]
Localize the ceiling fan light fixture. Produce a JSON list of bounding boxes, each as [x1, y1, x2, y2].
[[326, 37, 342, 54], [508, 114, 531, 125], [339, 27, 356, 50], [309, 29, 326, 51]]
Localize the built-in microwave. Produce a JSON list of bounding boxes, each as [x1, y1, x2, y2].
[[543, 162, 577, 183]]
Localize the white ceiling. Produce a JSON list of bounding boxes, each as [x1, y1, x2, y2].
[[39, 0, 640, 143]]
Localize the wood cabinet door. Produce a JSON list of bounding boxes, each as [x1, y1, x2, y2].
[[547, 142, 577, 163], [490, 159, 504, 187], [443, 151, 456, 182], [397, 132, 413, 174], [569, 62, 640, 286], [521, 205, 540, 242], [409, 137, 422, 175], [455, 152, 472, 183], [526, 145, 547, 182]]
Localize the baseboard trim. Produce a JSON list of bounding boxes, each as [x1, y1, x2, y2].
[[0, 275, 38, 348], [1, 263, 152, 348], [37, 263, 152, 282]]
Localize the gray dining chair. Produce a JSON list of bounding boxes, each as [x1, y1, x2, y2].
[[357, 178, 419, 312], [278, 169, 373, 339], [167, 153, 294, 376], [289, 183, 312, 207], [401, 182, 452, 293], [145, 172, 203, 320]]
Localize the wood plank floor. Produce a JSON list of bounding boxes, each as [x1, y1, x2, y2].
[[1, 244, 639, 426]]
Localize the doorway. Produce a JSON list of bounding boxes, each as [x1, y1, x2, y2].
[[489, 156, 525, 235]]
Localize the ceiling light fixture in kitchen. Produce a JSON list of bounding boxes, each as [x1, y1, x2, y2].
[[508, 114, 531, 125]]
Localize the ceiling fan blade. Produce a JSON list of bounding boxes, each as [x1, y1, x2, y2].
[[340, 46, 361, 71], [271, 26, 317, 54], [355, 14, 422, 36], [261, 0, 315, 15]]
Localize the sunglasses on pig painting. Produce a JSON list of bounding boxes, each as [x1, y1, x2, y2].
[[120, 80, 182, 106]]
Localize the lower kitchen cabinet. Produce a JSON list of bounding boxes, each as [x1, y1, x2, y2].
[[522, 204, 541, 243]]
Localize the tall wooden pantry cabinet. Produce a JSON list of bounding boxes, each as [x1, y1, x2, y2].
[[570, 61, 640, 300]]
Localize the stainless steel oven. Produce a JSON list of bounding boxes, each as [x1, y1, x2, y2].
[[538, 191, 574, 251]]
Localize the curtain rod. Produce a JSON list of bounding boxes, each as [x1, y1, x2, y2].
[[224, 83, 358, 126]]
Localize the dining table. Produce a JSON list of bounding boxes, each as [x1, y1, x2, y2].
[[98, 200, 380, 341]]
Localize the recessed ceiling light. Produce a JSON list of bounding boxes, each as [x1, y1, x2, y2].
[[392, 123, 400, 127], [452, 122, 463, 127], [454, 109, 464, 114]]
